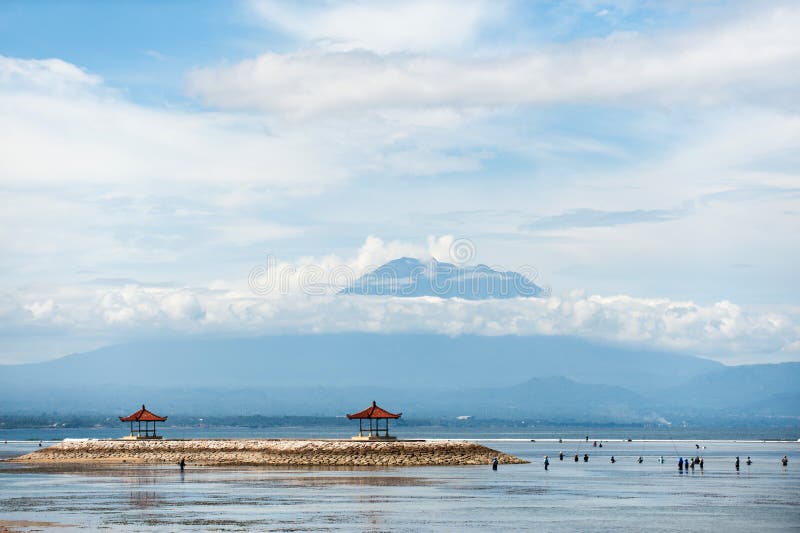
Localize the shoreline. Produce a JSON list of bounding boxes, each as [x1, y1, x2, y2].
[[7, 438, 528, 467]]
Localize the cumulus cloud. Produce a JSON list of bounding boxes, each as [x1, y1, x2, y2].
[[0, 55, 100, 91], [1, 235, 798, 365], [0, 56, 348, 191], [250, 0, 500, 53], [2, 279, 798, 365], [0, 54, 493, 278], [189, 6, 800, 115]]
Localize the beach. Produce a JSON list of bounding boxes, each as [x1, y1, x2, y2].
[[1, 438, 797, 531], [8, 438, 528, 467]]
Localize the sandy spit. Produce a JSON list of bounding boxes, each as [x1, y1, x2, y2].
[[8, 439, 528, 467]]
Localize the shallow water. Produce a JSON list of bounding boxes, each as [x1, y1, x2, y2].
[[1, 440, 798, 531]]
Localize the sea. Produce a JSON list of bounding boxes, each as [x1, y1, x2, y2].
[[1, 426, 798, 531]]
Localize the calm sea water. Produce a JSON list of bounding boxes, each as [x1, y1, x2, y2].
[[0, 431, 798, 531]]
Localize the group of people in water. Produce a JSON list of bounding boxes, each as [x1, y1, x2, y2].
[[677, 456, 703, 471], [492, 441, 791, 472], [531, 453, 790, 471]]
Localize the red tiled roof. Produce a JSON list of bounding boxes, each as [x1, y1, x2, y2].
[[119, 404, 167, 422], [346, 401, 402, 419]]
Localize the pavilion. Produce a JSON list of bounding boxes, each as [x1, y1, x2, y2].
[[347, 401, 402, 440], [119, 404, 167, 440]]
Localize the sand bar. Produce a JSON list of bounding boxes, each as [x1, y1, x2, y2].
[[7, 439, 528, 466]]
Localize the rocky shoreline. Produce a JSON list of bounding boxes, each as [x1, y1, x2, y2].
[[8, 439, 528, 467]]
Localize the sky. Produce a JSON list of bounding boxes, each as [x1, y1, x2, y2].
[[0, 0, 798, 364]]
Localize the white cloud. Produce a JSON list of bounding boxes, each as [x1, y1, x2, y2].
[[250, 0, 500, 53], [189, 6, 800, 115], [0, 55, 100, 91], [2, 236, 798, 365], [0, 56, 350, 191], [212, 221, 304, 246], [0, 55, 492, 279], [3, 279, 797, 365]]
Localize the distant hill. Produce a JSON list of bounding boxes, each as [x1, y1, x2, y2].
[[654, 362, 800, 413], [0, 333, 795, 423], [0, 334, 720, 391], [0, 377, 646, 422], [339, 257, 545, 298]]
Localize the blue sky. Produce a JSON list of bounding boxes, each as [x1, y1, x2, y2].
[[0, 0, 799, 364]]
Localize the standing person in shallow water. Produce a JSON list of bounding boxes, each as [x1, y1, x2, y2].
[[699, 457, 704, 470], [781, 455, 788, 466], [574, 454, 579, 462], [492, 457, 498, 471], [735, 456, 740, 471], [559, 451, 564, 461], [746, 456, 752, 466], [544, 456, 550, 470], [610, 456, 616, 463], [179, 458, 186, 471], [678, 457, 684, 471], [583, 453, 589, 463]]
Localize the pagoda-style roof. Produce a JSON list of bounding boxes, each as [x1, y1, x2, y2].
[[347, 401, 401, 420], [119, 404, 167, 422]]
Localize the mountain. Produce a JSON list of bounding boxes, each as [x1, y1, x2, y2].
[[1, 334, 795, 422], [339, 257, 545, 299], [0, 379, 645, 420], [0, 334, 720, 392], [653, 362, 800, 414]]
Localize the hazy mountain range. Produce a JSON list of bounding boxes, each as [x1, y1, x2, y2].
[[2, 333, 797, 424]]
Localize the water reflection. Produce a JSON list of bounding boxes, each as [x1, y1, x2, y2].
[[129, 490, 161, 509]]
